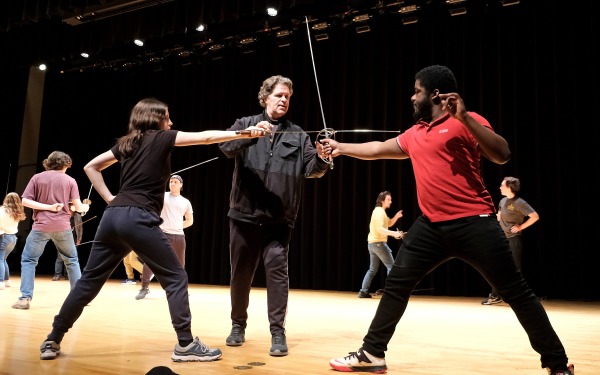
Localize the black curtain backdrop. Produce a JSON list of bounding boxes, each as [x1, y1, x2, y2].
[[1, 1, 598, 300]]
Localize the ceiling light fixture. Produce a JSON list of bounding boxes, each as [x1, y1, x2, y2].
[[63, 0, 176, 26], [312, 22, 328, 30], [402, 16, 418, 25], [399, 5, 418, 14], [449, 7, 467, 16], [356, 25, 370, 33], [353, 14, 370, 23]]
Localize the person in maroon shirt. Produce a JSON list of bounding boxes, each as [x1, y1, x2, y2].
[[12, 151, 90, 310], [322, 66, 573, 375]]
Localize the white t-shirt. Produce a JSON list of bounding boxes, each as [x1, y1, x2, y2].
[[159, 192, 193, 235]]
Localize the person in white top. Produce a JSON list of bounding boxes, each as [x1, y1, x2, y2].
[[0, 192, 27, 290], [136, 174, 193, 300]]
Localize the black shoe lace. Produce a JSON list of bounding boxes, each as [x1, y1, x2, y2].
[[273, 334, 284, 344], [344, 351, 359, 361]]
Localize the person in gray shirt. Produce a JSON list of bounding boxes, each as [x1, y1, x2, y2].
[[482, 176, 539, 305]]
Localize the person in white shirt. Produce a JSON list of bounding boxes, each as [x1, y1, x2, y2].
[[136, 174, 193, 300], [0, 192, 27, 290]]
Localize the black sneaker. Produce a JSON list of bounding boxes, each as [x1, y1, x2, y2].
[[547, 364, 575, 375], [135, 287, 150, 300], [171, 337, 222, 362], [481, 294, 502, 305], [269, 332, 288, 357], [225, 324, 245, 346], [52, 274, 61, 281], [358, 291, 372, 298], [375, 289, 385, 296], [40, 341, 60, 360], [330, 347, 387, 373]]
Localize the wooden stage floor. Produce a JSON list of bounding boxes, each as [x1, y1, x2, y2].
[[1, 277, 598, 375]]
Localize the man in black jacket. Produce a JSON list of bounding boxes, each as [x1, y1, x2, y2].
[[219, 75, 330, 357]]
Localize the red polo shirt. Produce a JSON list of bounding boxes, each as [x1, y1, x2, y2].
[[397, 112, 495, 222]]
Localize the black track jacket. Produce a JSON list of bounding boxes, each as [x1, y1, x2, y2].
[[219, 112, 329, 227]]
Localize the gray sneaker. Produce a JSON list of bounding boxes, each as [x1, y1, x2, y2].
[[12, 297, 31, 310], [135, 287, 149, 300], [226, 324, 245, 346], [40, 341, 60, 360], [269, 332, 288, 357], [171, 337, 222, 362]]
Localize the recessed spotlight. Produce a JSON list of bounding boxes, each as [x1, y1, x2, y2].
[[312, 22, 328, 30]]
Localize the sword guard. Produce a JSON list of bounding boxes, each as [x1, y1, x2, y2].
[[316, 128, 335, 169]]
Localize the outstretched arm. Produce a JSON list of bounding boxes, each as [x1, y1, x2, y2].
[[175, 126, 268, 147], [320, 137, 408, 160]]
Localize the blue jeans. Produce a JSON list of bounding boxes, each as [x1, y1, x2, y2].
[[0, 234, 17, 282], [362, 215, 568, 369], [360, 242, 394, 293], [54, 251, 67, 276], [19, 229, 81, 299]]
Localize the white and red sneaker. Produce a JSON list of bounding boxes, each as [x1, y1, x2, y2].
[[329, 347, 387, 373]]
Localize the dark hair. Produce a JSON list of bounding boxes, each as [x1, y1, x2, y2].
[[375, 191, 391, 207], [258, 75, 293, 108], [116, 98, 169, 158], [503, 176, 521, 194], [415, 65, 458, 97], [42, 151, 72, 171], [170, 175, 183, 191]]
